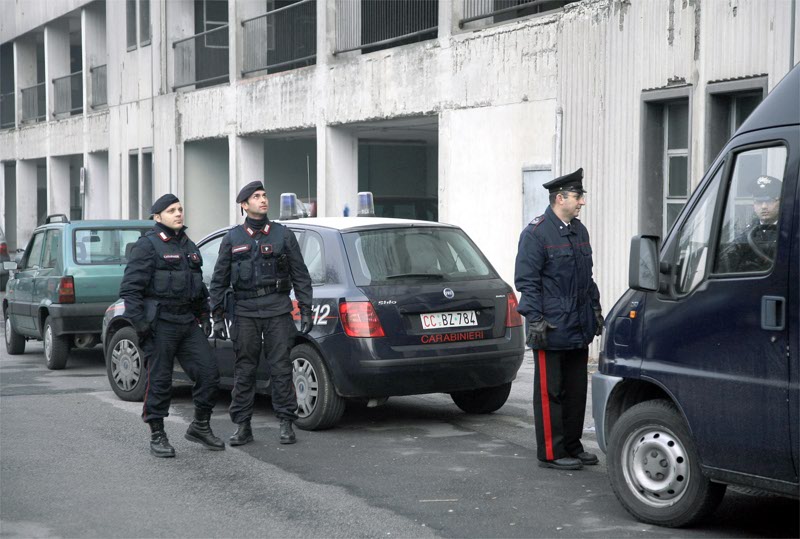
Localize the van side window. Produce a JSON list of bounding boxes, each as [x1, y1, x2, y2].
[[23, 233, 46, 270], [673, 167, 723, 295], [300, 231, 326, 285], [714, 146, 786, 275], [42, 229, 63, 269]]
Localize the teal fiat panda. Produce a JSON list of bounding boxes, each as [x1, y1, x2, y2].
[[593, 65, 799, 527]]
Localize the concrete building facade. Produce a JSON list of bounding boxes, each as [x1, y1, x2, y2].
[[2, 0, 799, 311]]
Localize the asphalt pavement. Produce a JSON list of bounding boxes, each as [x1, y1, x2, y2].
[[1, 319, 798, 538]]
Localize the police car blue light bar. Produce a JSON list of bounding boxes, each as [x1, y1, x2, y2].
[[357, 191, 375, 217], [279, 193, 300, 220]]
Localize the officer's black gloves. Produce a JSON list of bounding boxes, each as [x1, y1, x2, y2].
[[212, 316, 228, 341], [594, 309, 604, 336], [200, 316, 212, 338], [300, 310, 313, 335], [527, 318, 557, 349], [134, 320, 151, 343]]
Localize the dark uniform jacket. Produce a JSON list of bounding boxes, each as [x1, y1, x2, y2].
[[209, 220, 313, 319], [514, 206, 601, 350], [120, 223, 209, 333]]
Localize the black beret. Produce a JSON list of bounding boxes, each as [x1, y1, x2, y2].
[[542, 168, 585, 194], [151, 193, 180, 215], [752, 175, 782, 200], [236, 181, 266, 204]]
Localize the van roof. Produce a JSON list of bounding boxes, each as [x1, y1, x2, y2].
[[736, 63, 800, 136]]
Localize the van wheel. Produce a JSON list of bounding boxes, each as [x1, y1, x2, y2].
[[292, 344, 344, 430], [106, 326, 146, 402], [5, 316, 25, 355], [450, 382, 512, 414], [607, 399, 726, 527], [44, 317, 70, 370]]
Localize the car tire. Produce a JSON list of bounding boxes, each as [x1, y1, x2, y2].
[[606, 399, 727, 527], [5, 315, 25, 355], [44, 316, 70, 370], [292, 344, 344, 431], [450, 382, 512, 414], [106, 326, 147, 402]]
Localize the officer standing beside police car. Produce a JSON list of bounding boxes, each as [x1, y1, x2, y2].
[[120, 194, 225, 458], [210, 181, 314, 446], [514, 168, 603, 471]]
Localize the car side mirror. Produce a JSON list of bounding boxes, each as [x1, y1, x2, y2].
[[3, 261, 17, 271], [629, 235, 660, 292]]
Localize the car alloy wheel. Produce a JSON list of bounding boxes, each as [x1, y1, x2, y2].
[[293, 357, 319, 419], [111, 337, 142, 392]]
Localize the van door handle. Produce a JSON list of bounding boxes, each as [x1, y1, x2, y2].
[[761, 296, 785, 331]]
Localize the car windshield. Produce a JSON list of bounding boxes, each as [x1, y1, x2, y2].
[[73, 228, 149, 265], [342, 227, 496, 286]]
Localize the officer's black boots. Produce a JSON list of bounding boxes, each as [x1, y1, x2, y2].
[[149, 419, 176, 458], [229, 420, 254, 446], [185, 409, 226, 451], [279, 419, 296, 444]]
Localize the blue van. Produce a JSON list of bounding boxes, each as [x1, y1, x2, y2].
[[592, 64, 799, 526]]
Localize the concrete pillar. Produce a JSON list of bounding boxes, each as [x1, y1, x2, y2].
[[0, 164, 5, 235], [229, 134, 265, 224], [45, 19, 71, 119], [2, 163, 17, 250], [318, 125, 358, 218], [83, 3, 107, 112], [230, 0, 265, 82], [16, 160, 38, 244], [84, 151, 109, 219], [438, 0, 458, 40], [13, 38, 37, 124], [47, 156, 71, 217]]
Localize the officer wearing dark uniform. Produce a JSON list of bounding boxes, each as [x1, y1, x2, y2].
[[514, 168, 603, 471], [210, 181, 313, 446], [717, 175, 782, 273], [120, 194, 224, 458]]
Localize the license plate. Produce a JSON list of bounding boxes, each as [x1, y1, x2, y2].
[[420, 310, 478, 330]]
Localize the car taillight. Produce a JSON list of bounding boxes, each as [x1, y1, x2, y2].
[[339, 301, 385, 338], [0, 242, 7, 255], [505, 292, 523, 328], [57, 276, 75, 304]]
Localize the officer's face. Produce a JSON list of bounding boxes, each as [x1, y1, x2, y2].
[[154, 202, 184, 231], [559, 191, 586, 220], [753, 198, 779, 224], [242, 190, 269, 217]]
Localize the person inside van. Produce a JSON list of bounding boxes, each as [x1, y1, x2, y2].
[[718, 175, 782, 273]]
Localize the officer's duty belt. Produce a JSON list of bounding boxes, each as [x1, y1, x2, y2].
[[234, 279, 288, 300], [159, 303, 193, 315]]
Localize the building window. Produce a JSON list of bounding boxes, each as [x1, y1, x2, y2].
[[140, 0, 152, 45], [705, 77, 767, 168], [126, 0, 137, 50], [664, 102, 690, 232], [640, 85, 693, 238]]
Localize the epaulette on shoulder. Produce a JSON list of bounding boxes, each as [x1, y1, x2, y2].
[[528, 215, 545, 231]]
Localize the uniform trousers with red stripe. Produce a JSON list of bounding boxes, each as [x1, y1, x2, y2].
[[533, 348, 589, 462]]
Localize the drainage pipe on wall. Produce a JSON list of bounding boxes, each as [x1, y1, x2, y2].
[[553, 106, 563, 177]]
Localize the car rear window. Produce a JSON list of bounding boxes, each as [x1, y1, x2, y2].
[[73, 228, 149, 265], [342, 227, 496, 286]]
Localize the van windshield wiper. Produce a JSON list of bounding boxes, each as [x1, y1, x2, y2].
[[386, 273, 445, 280]]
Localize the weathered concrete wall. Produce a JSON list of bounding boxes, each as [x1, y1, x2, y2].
[[1, 0, 92, 44]]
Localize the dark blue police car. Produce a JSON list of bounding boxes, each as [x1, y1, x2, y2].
[[102, 203, 525, 430]]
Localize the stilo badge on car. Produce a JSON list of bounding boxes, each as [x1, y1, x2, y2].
[[443, 288, 455, 299]]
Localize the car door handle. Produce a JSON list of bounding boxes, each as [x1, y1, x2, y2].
[[761, 295, 785, 331]]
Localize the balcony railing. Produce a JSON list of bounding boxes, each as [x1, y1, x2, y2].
[[173, 24, 230, 90], [53, 71, 83, 116], [242, 0, 316, 75], [460, 0, 577, 27], [90, 64, 107, 108], [0, 91, 14, 128], [335, 0, 437, 54], [21, 82, 46, 123]]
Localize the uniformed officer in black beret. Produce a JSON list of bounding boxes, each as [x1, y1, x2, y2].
[[514, 168, 603, 470], [210, 181, 313, 445], [120, 194, 224, 457], [717, 175, 783, 273]]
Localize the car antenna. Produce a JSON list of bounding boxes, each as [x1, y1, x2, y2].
[[306, 154, 312, 210]]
